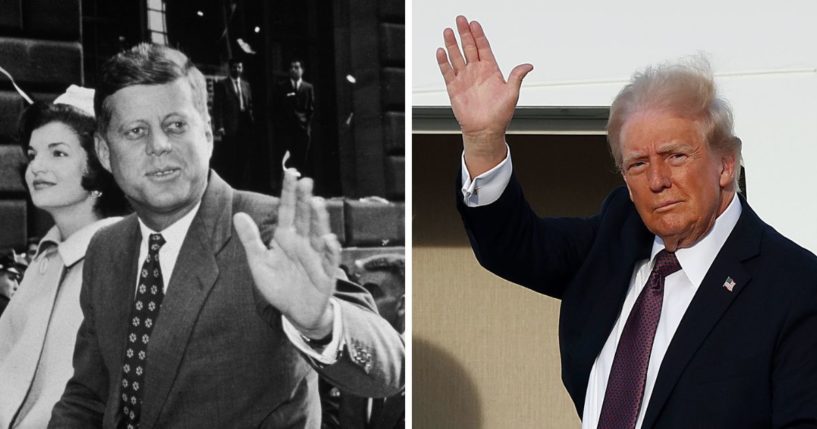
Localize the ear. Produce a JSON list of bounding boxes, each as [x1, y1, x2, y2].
[[95, 133, 112, 173], [205, 119, 214, 160], [718, 151, 737, 190]]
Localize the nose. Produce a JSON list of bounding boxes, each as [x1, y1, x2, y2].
[[647, 160, 671, 192], [28, 152, 46, 174], [146, 130, 172, 156]]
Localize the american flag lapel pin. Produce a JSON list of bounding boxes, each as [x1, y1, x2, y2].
[[723, 276, 736, 292]]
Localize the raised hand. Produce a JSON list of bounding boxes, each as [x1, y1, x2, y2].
[[437, 15, 533, 176], [233, 170, 341, 339]]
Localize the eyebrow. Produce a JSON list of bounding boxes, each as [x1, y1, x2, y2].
[[622, 141, 692, 162], [655, 141, 692, 154], [47, 142, 70, 150]]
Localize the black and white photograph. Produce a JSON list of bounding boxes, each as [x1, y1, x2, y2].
[[0, 1, 404, 428]]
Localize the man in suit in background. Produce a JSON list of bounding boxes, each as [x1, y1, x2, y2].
[[277, 59, 314, 174], [213, 58, 254, 188], [50, 43, 403, 429], [438, 16, 817, 428]]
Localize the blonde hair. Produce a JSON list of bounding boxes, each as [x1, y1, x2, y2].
[[607, 56, 741, 186]]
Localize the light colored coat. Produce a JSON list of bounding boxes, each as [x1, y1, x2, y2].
[[0, 217, 120, 428]]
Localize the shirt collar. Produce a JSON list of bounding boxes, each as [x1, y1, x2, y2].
[[650, 193, 742, 287], [137, 201, 202, 245], [36, 217, 124, 267]]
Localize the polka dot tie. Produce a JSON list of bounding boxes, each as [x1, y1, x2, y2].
[[118, 233, 166, 429], [597, 249, 681, 429]]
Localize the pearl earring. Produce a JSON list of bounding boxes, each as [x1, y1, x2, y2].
[[91, 190, 103, 198]]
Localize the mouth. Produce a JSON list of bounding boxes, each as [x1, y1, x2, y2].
[[654, 200, 682, 213], [32, 180, 56, 190], [146, 167, 181, 180]]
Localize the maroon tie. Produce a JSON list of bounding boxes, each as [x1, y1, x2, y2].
[[597, 249, 681, 429]]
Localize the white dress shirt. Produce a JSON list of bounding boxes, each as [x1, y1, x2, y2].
[[135, 201, 343, 364], [461, 147, 742, 428]]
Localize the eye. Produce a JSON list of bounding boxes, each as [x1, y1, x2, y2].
[[52, 149, 68, 158], [668, 153, 688, 164], [626, 161, 646, 174], [25, 149, 36, 162], [123, 126, 147, 140], [166, 121, 187, 134]]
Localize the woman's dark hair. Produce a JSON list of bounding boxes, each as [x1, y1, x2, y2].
[[17, 102, 130, 217]]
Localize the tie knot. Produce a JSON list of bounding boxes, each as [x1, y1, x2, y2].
[[653, 249, 681, 278], [148, 233, 166, 255]]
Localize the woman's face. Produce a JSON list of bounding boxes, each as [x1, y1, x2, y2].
[[25, 121, 93, 212]]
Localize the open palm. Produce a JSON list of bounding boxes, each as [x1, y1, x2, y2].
[[437, 16, 533, 159], [234, 172, 340, 338]]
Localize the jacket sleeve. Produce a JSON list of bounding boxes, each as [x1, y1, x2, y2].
[[771, 275, 817, 427], [308, 279, 405, 399], [248, 194, 404, 399], [457, 171, 603, 300], [48, 235, 108, 427]]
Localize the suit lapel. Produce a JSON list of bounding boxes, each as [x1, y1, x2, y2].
[[642, 197, 762, 428], [570, 203, 653, 406], [140, 173, 234, 428]]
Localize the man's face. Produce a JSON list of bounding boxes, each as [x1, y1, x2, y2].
[[289, 62, 304, 80], [0, 272, 17, 298], [229, 62, 243, 79], [97, 78, 212, 226], [619, 110, 736, 251], [358, 270, 404, 333]]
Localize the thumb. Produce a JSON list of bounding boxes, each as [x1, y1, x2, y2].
[[507, 63, 534, 91], [233, 212, 267, 260]]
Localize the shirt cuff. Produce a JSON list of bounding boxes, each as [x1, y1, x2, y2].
[[460, 143, 513, 207], [282, 298, 344, 365]]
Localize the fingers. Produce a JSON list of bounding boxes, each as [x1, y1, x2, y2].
[[278, 169, 299, 229], [309, 197, 327, 251], [436, 48, 455, 85], [295, 178, 313, 237], [469, 20, 495, 64], [320, 233, 342, 281], [508, 63, 534, 91], [442, 27, 465, 73], [233, 212, 266, 260], [456, 15, 479, 64], [309, 197, 341, 279]]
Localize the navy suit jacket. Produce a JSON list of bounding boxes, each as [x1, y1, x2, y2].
[[458, 174, 817, 428]]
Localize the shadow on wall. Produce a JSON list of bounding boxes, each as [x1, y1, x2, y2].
[[413, 337, 482, 428]]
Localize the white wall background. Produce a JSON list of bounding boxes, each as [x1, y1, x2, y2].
[[413, 1, 817, 252]]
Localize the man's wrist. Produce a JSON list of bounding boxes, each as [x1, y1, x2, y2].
[[295, 305, 334, 341], [463, 132, 508, 177]]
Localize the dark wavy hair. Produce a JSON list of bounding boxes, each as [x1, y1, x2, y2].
[[95, 43, 210, 135], [17, 102, 131, 217]]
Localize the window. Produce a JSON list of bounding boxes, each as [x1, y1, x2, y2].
[[146, 0, 167, 45]]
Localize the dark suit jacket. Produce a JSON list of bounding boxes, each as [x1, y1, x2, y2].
[[320, 378, 404, 429], [458, 175, 817, 428], [213, 77, 253, 136], [277, 80, 314, 133], [50, 172, 404, 428]]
